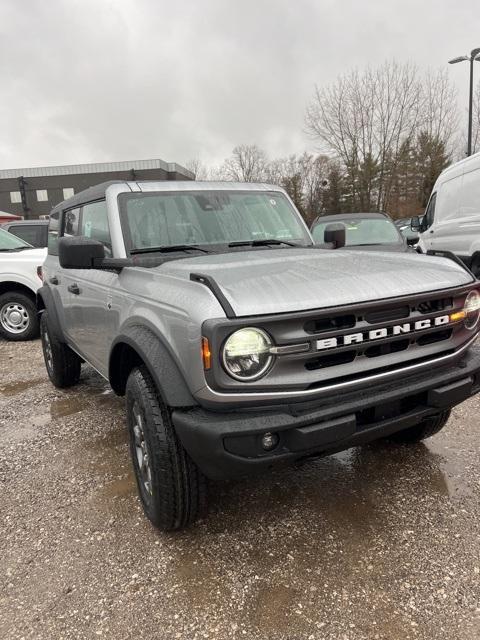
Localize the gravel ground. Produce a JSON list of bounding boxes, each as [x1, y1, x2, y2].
[[1, 339, 480, 640]]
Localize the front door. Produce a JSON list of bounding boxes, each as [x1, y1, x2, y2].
[[419, 192, 437, 253], [60, 200, 118, 375]]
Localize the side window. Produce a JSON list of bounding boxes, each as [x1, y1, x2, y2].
[[64, 208, 80, 236], [61, 201, 112, 256], [48, 211, 61, 255], [9, 225, 37, 247], [459, 168, 480, 218], [79, 201, 112, 256], [423, 193, 436, 230]]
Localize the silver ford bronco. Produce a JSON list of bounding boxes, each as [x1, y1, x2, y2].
[[38, 181, 480, 530]]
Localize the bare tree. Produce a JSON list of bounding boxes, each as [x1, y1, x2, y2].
[[298, 153, 331, 220], [261, 152, 332, 219], [219, 144, 269, 182], [305, 61, 461, 215], [420, 68, 458, 150], [185, 157, 211, 181]]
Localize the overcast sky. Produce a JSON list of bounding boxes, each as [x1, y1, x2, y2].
[[0, 0, 478, 171]]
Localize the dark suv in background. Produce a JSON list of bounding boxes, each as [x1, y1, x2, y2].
[[0, 220, 49, 248]]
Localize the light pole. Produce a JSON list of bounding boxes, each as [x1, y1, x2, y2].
[[449, 47, 480, 156]]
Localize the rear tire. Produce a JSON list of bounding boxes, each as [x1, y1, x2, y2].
[[125, 365, 207, 531], [40, 312, 81, 388], [0, 291, 39, 341], [388, 410, 451, 444]]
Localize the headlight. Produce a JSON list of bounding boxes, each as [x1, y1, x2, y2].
[[464, 290, 480, 330], [222, 328, 273, 381]]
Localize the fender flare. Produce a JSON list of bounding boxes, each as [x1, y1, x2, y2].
[[36, 284, 66, 342], [109, 325, 196, 408]]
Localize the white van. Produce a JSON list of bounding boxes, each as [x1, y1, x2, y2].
[[416, 151, 480, 276]]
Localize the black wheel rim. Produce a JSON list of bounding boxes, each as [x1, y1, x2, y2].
[[41, 322, 54, 373], [131, 401, 153, 503]]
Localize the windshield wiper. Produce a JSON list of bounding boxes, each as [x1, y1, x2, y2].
[[228, 238, 298, 248], [0, 247, 30, 252], [130, 244, 211, 255]]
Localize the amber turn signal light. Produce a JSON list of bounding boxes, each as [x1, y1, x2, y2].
[[201, 337, 211, 370]]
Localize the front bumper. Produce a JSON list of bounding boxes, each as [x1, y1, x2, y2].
[[172, 344, 480, 480]]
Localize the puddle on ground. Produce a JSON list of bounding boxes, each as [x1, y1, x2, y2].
[[100, 472, 136, 500], [92, 468, 137, 516], [87, 427, 129, 452], [0, 377, 45, 396], [50, 397, 85, 419], [81, 426, 133, 509], [425, 440, 473, 498]]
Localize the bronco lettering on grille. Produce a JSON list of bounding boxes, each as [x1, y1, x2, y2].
[[316, 315, 450, 351]]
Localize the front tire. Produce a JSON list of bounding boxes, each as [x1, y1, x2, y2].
[[0, 291, 39, 341], [125, 365, 207, 531], [388, 410, 451, 444], [40, 312, 81, 388]]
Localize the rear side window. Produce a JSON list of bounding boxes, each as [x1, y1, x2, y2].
[[459, 168, 480, 217], [48, 212, 61, 255], [8, 224, 47, 248]]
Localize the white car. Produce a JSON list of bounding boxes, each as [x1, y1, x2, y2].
[[415, 150, 480, 276], [0, 228, 46, 340]]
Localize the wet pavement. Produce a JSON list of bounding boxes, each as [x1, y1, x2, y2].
[[1, 340, 480, 640]]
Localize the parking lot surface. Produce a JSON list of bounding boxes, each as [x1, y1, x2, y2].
[[1, 339, 480, 640]]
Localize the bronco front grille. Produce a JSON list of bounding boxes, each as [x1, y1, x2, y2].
[[300, 297, 462, 377], [304, 295, 455, 334], [204, 285, 476, 393]]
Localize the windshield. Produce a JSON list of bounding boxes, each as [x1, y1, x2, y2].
[[312, 217, 402, 246], [0, 228, 33, 251], [119, 191, 312, 252]]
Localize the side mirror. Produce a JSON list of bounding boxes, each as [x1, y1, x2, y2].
[[411, 216, 421, 231], [59, 236, 105, 269], [324, 223, 346, 249], [406, 236, 418, 246]]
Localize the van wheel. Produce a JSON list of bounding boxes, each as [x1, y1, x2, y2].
[[40, 312, 81, 387], [0, 291, 39, 341], [388, 410, 451, 444], [125, 365, 207, 531]]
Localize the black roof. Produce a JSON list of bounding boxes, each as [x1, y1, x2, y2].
[[51, 180, 125, 212]]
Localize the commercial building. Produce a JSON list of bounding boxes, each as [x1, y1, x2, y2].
[[0, 158, 194, 219]]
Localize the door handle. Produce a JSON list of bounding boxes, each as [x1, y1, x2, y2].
[[68, 283, 81, 295], [49, 276, 59, 285]]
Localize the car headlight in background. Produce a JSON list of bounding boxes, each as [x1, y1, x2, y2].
[[463, 290, 480, 330], [222, 327, 273, 381]]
